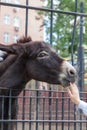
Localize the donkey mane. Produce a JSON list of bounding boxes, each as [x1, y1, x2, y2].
[[17, 36, 32, 44]]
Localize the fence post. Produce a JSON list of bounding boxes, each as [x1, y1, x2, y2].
[[25, 0, 28, 36], [77, 1, 84, 96]]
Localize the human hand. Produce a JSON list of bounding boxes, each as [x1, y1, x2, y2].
[[67, 82, 80, 105]]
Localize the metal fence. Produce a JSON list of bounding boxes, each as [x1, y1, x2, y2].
[[0, 0, 87, 130], [17, 89, 87, 130], [0, 88, 87, 130]]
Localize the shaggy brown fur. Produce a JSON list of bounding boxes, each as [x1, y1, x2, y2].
[[0, 36, 77, 130]]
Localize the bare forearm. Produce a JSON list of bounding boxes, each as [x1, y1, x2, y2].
[[67, 83, 87, 116]]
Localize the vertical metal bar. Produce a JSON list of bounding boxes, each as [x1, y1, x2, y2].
[[86, 93, 87, 129], [36, 90, 39, 130], [71, 0, 78, 65], [49, 0, 53, 125], [77, 1, 84, 95], [43, 97, 45, 130], [74, 104, 77, 130], [35, 81, 39, 130], [68, 98, 70, 130], [29, 96, 32, 130], [73, 0, 78, 123], [49, 90, 51, 130], [50, 0, 53, 45], [25, 0, 28, 36], [15, 91, 18, 130], [56, 98, 58, 130], [77, 2, 84, 127], [22, 90, 25, 130], [49, 1, 53, 129], [61, 92, 64, 130], [77, 9, 84, 130], [80, 110, 82, 130], [8, 89, 12, 130], [49, 86, 52, 130], [1, 96, 4, 130]]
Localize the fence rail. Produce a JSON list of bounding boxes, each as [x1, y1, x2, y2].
[[0, 89, 87, 130], [1, 1, 87, 17]]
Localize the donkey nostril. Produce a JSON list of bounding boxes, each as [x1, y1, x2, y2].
[[68, 69, 75, 76]]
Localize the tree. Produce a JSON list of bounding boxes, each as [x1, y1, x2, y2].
[[43, 0, 87, 58]]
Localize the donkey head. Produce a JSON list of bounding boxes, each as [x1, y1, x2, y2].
[[0, 37, 77, 87]]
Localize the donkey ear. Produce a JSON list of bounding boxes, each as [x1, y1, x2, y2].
[[0, 44, 23, 54]]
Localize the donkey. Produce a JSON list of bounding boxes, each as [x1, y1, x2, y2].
[[0, 36, 77, 130]]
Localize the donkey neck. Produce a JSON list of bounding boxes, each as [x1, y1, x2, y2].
[[0, 55, 29, 90]]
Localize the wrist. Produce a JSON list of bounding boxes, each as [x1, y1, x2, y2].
[[73, 99, 80, 105]]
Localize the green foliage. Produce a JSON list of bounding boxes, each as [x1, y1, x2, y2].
[[43, 0, 87, 58]]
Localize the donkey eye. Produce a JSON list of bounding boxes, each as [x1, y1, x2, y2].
[[37, 51, 49, 59]]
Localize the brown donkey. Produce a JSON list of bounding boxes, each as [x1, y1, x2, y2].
[[0, 36, 77, 130]]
